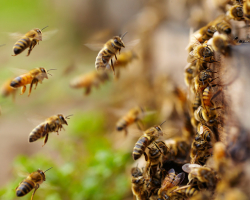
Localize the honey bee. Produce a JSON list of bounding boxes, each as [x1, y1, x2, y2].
[[10, 67, 54, 97], [1, 78, 17, 101], [188, 43, 215, 63], [182, 164, 217, 190], [16, 167, 52, 200], [171, 185, 198, 199], [70, 70, 109, 95], [29, 114, 72, 147], [12, 26, 48, 56], [184, 63, 197, 87], [208, 33, 230, 55], [131, 167, 148, 200], [146, 144, 163, 177], [165, 137, 191, 163], [198, 25, 217, 43], [215, 18, 232, 35], [243, 0, 250, 20], [116, 106, 144, 136], [158, 168, 185, 200], [95, 32, 127, 75], [227, 5, 245, 21], [132, 121, 165, 160], [197, 123, 216, 144]]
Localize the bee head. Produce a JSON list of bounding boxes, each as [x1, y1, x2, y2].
[[39, 67, 49, 79], [113, 36, 125, 48], [36, 169, 46, 181], [33, 28, 43, 41], [58, 114, 68, 125]]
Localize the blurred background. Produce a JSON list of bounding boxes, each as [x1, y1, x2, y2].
[[0, 0, 248, 200]]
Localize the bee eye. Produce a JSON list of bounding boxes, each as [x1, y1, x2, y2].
[[59, 116, 64, 120], [114, 39, 119, 44], [156, 127, 160, 131], [40, 172, 43, 174]]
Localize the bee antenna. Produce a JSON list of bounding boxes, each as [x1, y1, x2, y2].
[[48, 73, 52, 76], [0, 44, 6, 47], [47, 69, 57, 72], [41, 26, 49, 31], [160, 120, 167, 127], [66, 114, 73, 119], [121, 31, 128, 39], [44, 167, 53, 173]]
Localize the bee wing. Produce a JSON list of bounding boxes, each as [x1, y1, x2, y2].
[[42, 29, 59, 41], [25, 112, 47, 126], [125, 39, 140, 48], [173, 172, 185, 186], [182, 163, 201, 173], [84, 43, 104, 51], [168, 168, 175, 174], [8, 68, 29, 76], [171, 185, 192, 193], [8, 32, 24, 40]]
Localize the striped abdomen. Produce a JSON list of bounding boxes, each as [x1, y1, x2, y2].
[[29, 123, 47, 142], [203, 86, 213, 107], [116, 115, 136, 131], [10, 74, 33, 88], [95, 49, 112, 71], [133, 136, 150, 160], [175, 186, 198, 198], [192, 93, 201, 111], [216, 21, 231, 34], [16, 179, 35, 197], [13, 36, 31, 55]]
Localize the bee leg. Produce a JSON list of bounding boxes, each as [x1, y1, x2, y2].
[[28, 79, 36, 97], [124, 128, 128, 136], [153, 142, 163, 154], [85, 87, 91, 95], [136, 120, 144, 131], [114, 54, 117, 60], [42, 134, 49, 147], [21, 86, 26, 95], [110, 59, 115, 75], [27, 40, 37, 56], [12, 90, 16, 102], [31, 184, 39, 200], [143, 152, 148, 161]]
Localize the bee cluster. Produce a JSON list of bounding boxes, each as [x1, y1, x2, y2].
[[129, 0, 250, 200]]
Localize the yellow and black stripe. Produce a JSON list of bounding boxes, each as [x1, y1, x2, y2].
[[13, 37, 31, 56], [133, 136, 150, 160], [29, 123, 46, 142], [16, 180, 34, 197]]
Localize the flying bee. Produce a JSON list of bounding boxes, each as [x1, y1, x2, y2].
[[182, 164, 217, 190], [131, 167, 148, 200], [10, 67, 54, 97], [95, 32, 127, 75], [227, 5, 245, 21], [12, 26, 48, 56], [29, 114, 72, 147], [158, 168, 185, 200], [132, 121, 166, 160], [116, 106, 144, 136], [70, 70, 109, 95], [243, 0, 250, 20], [114, 50, 137, 78], [1, 78, 17, 101], [16, 167, 52, 200]]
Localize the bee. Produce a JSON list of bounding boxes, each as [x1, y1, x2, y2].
[[171, 185, 198, 199], [12, 26, 48, 56], [214, 18, 232, 35], [243, 0, 250, 20], [184, 63, 197, 87], [197, 123, 216, 144], [70, 70, 109, 95], [95, 32, 127, 75], [158, 168, 185, 200], [116, 106, 144, 136], [10, 67, 54, 97], [29, 114, 72, 147], [182, 164, 217, 190], [227, 5, 245, 21], [131, 167, 148, 200], [208, 33, 230, 55], [198, 25, 217, 43], [16, 167, 52, 200], [132, 121, 165, 160], [1, 78, 17, 101], [164, 138, 190, 163], [188, 43, 215, 64]]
